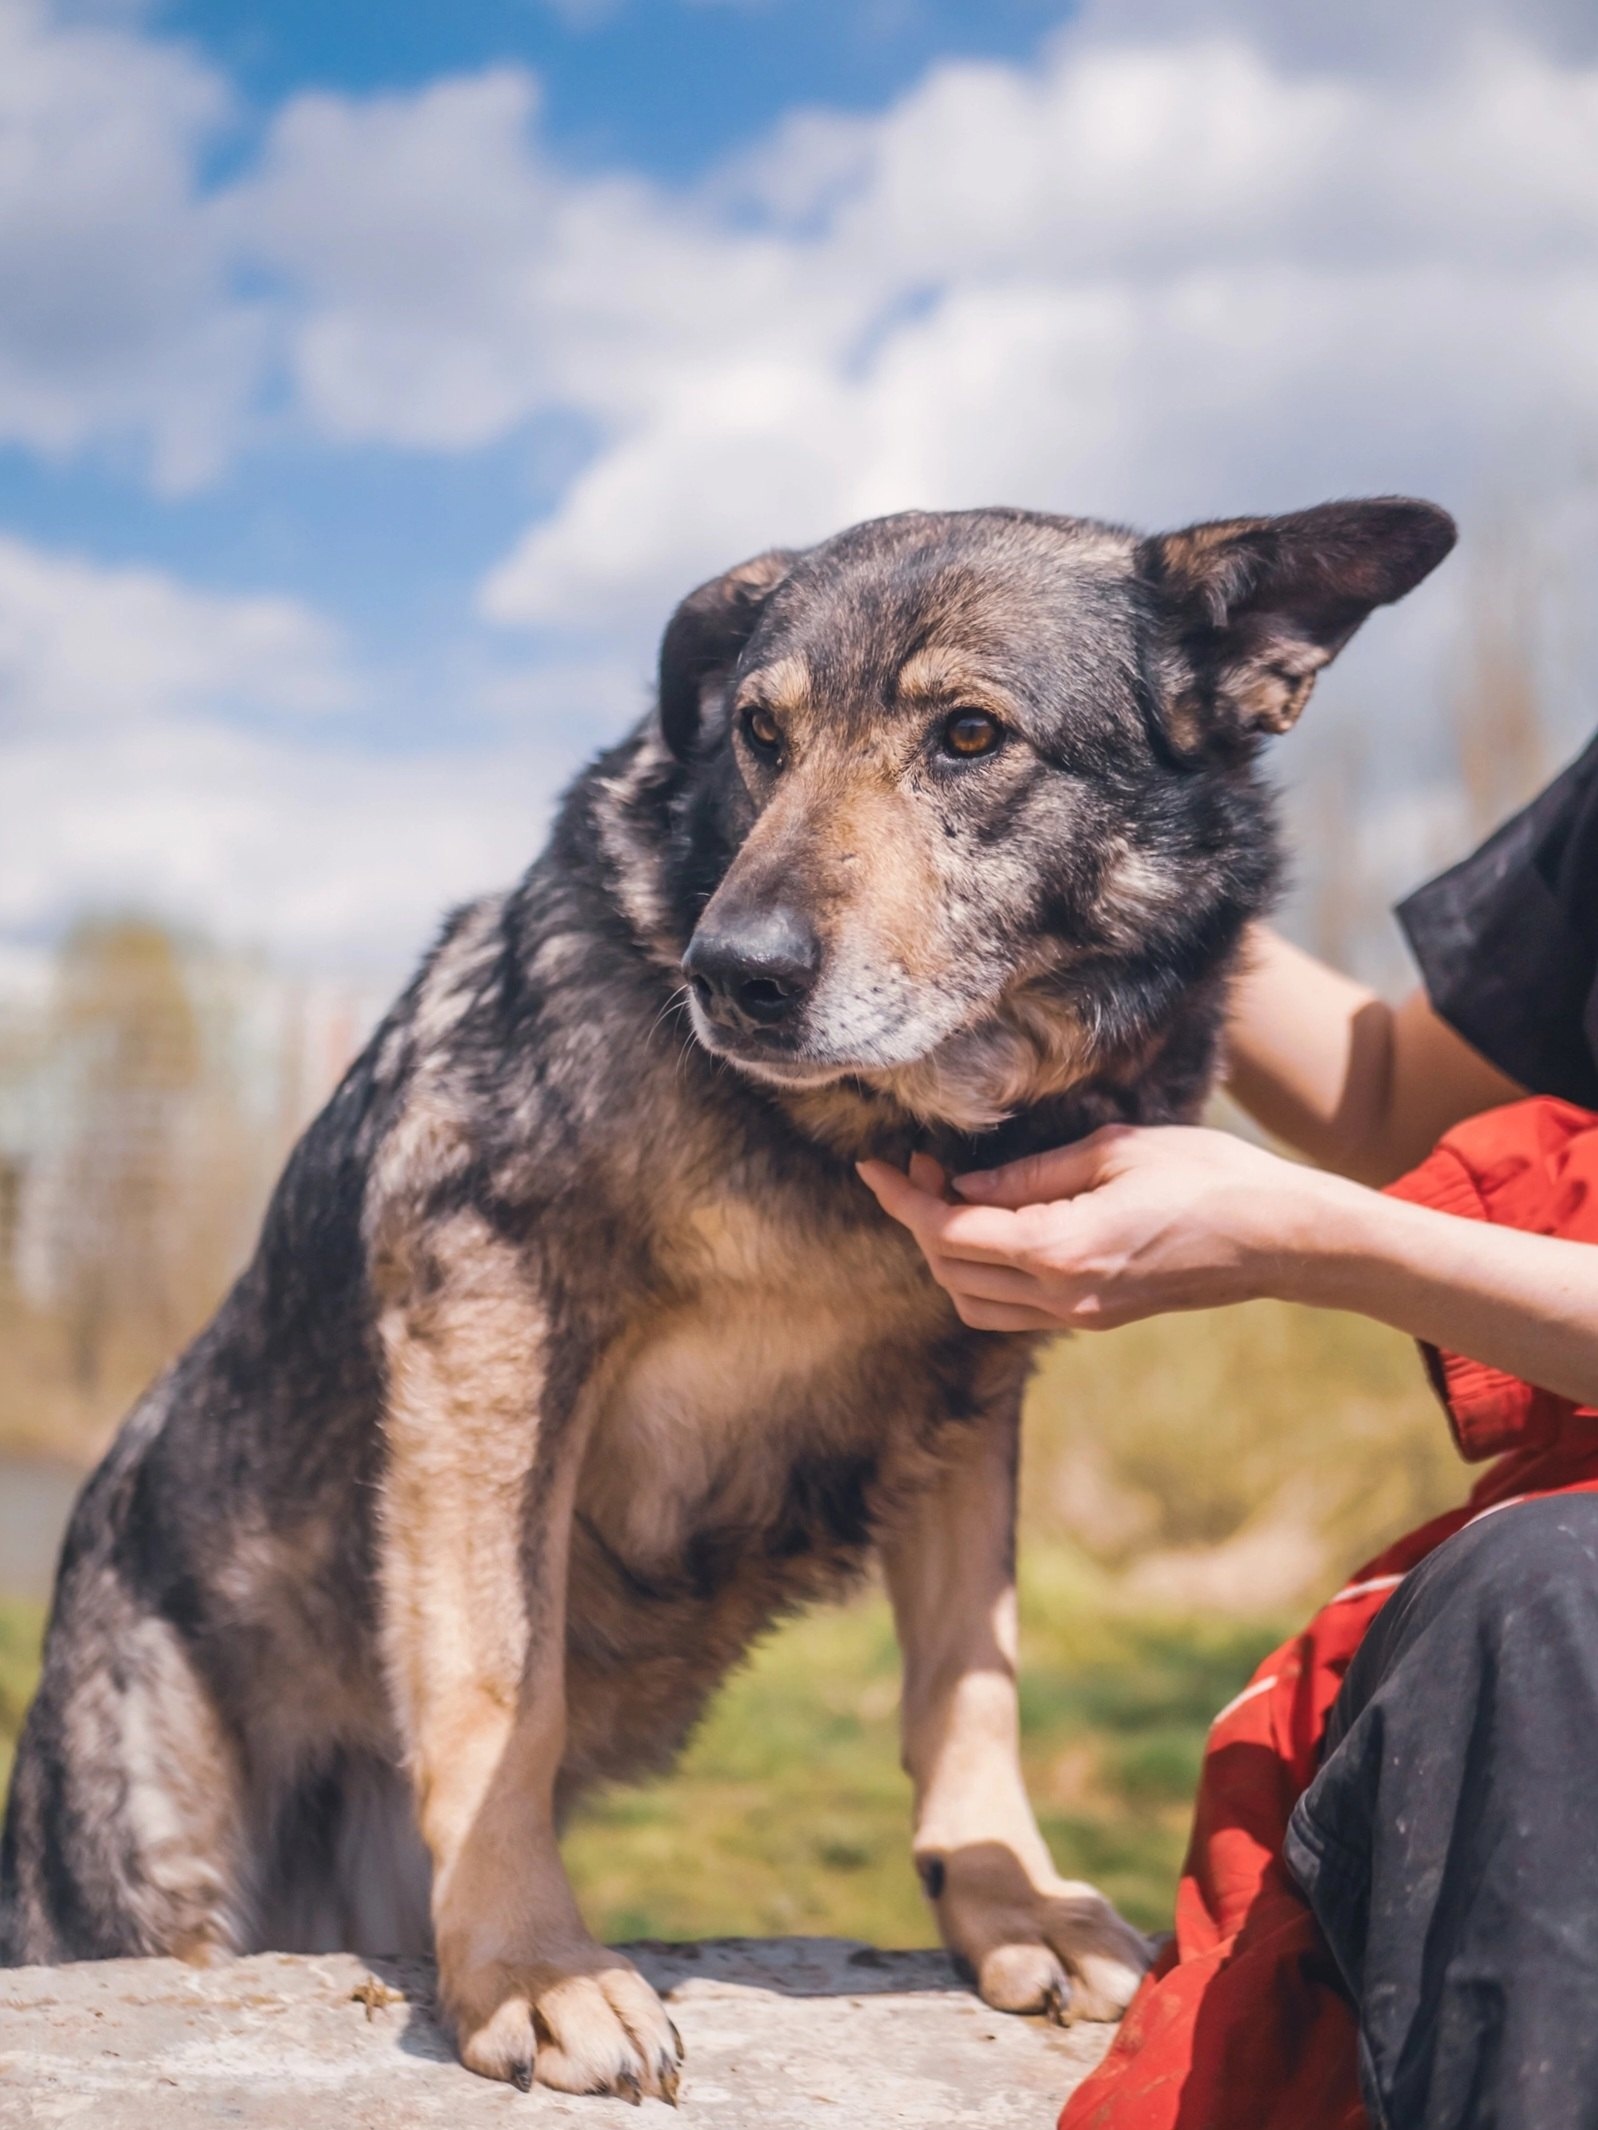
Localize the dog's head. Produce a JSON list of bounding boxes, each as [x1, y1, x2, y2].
[[639, 501, 1452, 1129]]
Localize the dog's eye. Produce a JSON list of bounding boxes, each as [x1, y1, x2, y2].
[[942, 710, 1002, 759], [742, 706, 783, 759]]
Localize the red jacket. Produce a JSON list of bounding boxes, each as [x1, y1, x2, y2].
[[1060, 1099, 1598, 2130]]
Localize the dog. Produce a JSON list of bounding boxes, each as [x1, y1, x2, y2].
[[0, 498, 1454, 2098]]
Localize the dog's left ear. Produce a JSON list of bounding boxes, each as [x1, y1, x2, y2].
[[657, 548, 798, 761], [1139, 497, 1456, 756]]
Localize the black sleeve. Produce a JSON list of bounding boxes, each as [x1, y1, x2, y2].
[[1396, 731, 1598, 1107]]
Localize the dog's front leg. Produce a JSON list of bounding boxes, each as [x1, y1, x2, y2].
[[882, 1405, 1150, 2024], [377, 1253, 680, 2099]]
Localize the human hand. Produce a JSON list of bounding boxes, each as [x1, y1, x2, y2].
[[857, 1125, 1343, 1333]]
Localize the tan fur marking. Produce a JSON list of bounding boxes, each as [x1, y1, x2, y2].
[[1095, 842, 1182, 952], [883, 1409, 1149, 2023], [870, 975, 1094, 1131], [375, 1158, 680, 2095], [823, 782, 944, 980], [591, 732, 689, 967], [581, 1191, 944, 1569], [1226, 650, 1325, 733], [411, 898, 506, 1048], [375, 1213, 552, 1832], [736, 653, 811, 717], [893, 646, 1007, 710], [212, 1524, 388, 1784]]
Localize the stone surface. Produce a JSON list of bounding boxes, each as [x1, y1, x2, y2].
[[0, 1939, 1112, 2128]]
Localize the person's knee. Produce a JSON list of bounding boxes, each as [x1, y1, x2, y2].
[[1323, 1493, 1598, 1761], [1425, 1495, 1598, 1638]]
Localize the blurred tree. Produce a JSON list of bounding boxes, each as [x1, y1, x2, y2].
[[1448, 525, 1551, 841], [0, 917, 363, 1465], [1304, 721, 1386, 977], [51, 919, 204, 1393]]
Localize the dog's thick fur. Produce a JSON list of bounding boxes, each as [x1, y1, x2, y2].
[[1, 501, 1453, 2096]]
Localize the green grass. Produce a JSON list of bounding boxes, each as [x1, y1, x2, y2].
[[0, 1596, 43, 1795], [562, 1555, 1285, 1945], [0, 1570, 1284, 1944], [0, 1296, 1463, 1945]]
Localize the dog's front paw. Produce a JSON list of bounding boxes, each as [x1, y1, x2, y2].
[[440, 1940, 683, 2100], [923, 1841, 1153, 2024]]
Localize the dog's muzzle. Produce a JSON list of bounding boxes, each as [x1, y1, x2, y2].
[[683, 902, 821, 1040]]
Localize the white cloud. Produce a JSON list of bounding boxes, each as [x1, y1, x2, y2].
[[0, 0, 262, 490], [0, 532, 625, 972], [227, 70, 566, 451], [1086, 0, 1598, 73], [0, 714, 570, 973], [193, 24, 1598, 641], [450, 29, 1598, 645], [242, 12, 1598, 957], [0, 535, 355, 734], [11, 0, 1596, 563], [227, 65, 858, 465], [3, 0, 1598, 972], [6, 0, 1597, 540]]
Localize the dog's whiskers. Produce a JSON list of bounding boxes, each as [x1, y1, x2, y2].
[[648, 982, 693, 1046]]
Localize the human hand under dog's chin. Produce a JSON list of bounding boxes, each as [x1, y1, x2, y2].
[[858, 1125, 1351, 1332]]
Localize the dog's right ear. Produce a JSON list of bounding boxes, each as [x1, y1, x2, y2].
[[1137, 497, 1456, 759], [657, 549, 797, 761]]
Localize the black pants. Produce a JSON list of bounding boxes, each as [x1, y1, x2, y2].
[[1284, 1494, 1598, 2130]]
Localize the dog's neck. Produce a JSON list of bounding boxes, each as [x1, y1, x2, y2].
[[767, 991, 1156, 1168]]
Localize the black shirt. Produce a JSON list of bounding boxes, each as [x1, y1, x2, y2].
[[1398, 732, 1598, 1107]]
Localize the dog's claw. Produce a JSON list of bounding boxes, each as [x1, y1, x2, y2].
[[658, 2054, 682, 2106], [509, 2059, 535, 2094], [617, 2069, 643, 2107], [1042, 1980, 1071, 2027]]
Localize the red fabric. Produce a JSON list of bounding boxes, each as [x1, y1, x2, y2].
[[1059, 1098, 1598, 2130]]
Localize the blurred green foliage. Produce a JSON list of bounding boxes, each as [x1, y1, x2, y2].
[[1024, 1296, 1461, 1581], [0, 1296, 1468, 1945], [565, 1557, 1287, 1943], [0, 1571, 1283, 1942], [0, 1598, 43, 1792]]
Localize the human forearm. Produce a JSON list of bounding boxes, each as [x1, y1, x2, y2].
[[1288, 1178, 1598, 1411], [1226, 926, 1526, 1185], [862, 1126, 1598, 1412], [1224, 927, 1396, 1180]]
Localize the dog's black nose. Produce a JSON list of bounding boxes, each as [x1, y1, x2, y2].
[[684, 905, 821, 1031]]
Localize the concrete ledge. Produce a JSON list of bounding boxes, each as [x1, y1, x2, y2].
[[0, 1938, 1112, 2127]]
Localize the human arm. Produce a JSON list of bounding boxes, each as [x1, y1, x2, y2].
[[858, 1128, 1598, 1412], [1223, 925, 1525, 1186]]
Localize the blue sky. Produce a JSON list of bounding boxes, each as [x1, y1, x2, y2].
[[1, 0, 1595, 980], [166, 0, 1075, 174], [3, 0, 1077, 652]]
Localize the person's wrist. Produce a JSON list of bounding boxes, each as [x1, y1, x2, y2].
[[1255, 1164, 1388, 1308]]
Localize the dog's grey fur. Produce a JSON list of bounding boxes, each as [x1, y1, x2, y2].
[[0, 500, 1454, 2096]]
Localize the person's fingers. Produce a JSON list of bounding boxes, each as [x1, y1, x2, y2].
[[907, 1151, 949, 1198], [921, 1201, 1043, 1265], [929, 1257, 1050, 1309], [954, 1125, 1134, 1209], [859, 1161, 1036, 1265], [949, 1297, 1062, 1332], [856, 1157, 938, 1225]]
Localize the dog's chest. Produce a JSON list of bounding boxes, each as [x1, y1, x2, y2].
[[577, 1190, 948, 1569]]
